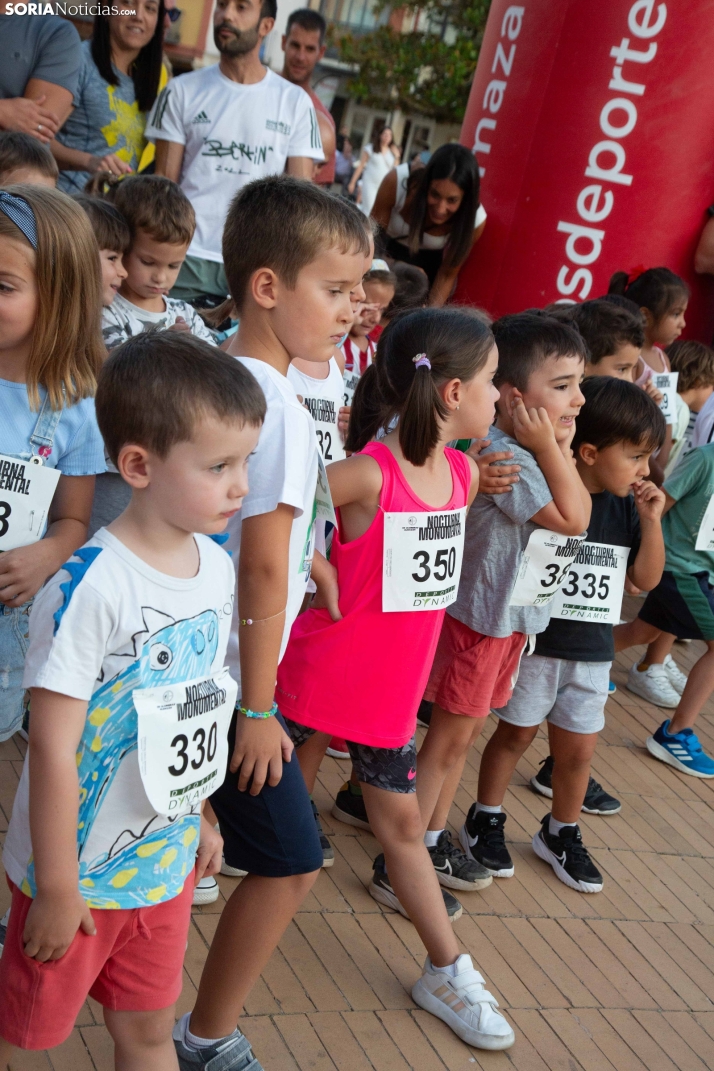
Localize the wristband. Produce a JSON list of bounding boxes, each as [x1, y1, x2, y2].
[[239, 702, 278, 720]]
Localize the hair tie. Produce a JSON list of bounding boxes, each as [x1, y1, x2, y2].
[[413, 353, 431, 370], [627, 264, 646, 287], [0, 190, 38, 250]]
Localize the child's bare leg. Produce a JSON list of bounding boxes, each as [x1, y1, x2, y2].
[[548, 726, 599, 822], [642, 632, 677, 666], [362, 784, 459, 967], [104, 1005, 178, 1071], [669, 640, 714, 733], [613, 617, 660, 653], [295, 731, 331, 794], [417, 706, 485, 831], [477, 720, 539, 806], [0, 1037, 12, 1069]]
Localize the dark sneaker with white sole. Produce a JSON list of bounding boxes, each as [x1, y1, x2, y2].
[[531, 755, 621, 815], [369, 853, 463, 921], [332, 781, 371, 830], [428, 830, 492, 891], [459, 806, 514, 877], [311, 798, 334, 867], [174, 1013, 264, 1071], [532, 815, 603, 893]]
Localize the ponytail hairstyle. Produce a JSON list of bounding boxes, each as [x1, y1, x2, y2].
[[0, 186, 104, 409], [607, 267, 689, 323], [346, 306, 494, 466]]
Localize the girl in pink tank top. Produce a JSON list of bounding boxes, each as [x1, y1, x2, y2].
[[276, 309, 516, 1052]]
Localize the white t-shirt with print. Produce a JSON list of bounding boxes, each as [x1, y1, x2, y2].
[[145, 65, 324, 263], [102, 293, 216, 351], [4, 529, 235, 910], [224, 357, 318, 693]]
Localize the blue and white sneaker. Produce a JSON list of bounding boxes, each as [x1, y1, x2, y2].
[[608, 680, 617, 695], [646, 720, 714, 778]]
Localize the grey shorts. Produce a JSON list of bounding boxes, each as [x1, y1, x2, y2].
[[284, 717, 417, 793], [493, 654, 610, 734]]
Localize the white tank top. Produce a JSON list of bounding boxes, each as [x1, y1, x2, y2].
[[340, 337, 375, 406], [288, 357, 346, 464], [386, 162, 487, 250]]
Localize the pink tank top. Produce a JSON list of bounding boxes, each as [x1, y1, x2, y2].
[[634, 346, 670, 387], [276, 441, 472, 747]]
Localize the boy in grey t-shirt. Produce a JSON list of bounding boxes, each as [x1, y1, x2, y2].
[[418, 313, 591, 890]]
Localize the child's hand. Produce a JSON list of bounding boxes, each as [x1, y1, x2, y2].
[[643, 379, 664, 406], [168, 317, 190, 333], [23, 888, 96, 962], [0, 542, 57, 606], [312, 558, 342, 621], [338, 405, 351, 440], [511, 391, 557, 453], [633, 479, 666, 523], [467, 439, 520, 495], [195, 814, 223, 885]]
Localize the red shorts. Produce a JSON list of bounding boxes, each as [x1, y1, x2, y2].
[[424, 615, 526, 718], [0, 875, 193, 1050]]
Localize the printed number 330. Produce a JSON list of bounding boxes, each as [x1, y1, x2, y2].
[[168, 723, 218, 777]]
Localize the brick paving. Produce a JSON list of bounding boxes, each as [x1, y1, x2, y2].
[[3, 596, 714, 1069]]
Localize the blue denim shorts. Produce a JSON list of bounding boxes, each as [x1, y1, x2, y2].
[[0, 601, 32, 741]]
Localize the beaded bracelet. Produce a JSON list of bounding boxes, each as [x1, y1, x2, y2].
[[239, 701, 278, 720]]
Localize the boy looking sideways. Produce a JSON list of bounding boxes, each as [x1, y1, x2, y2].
[[480, 377, 665, 892], [0, 332, 266, 1067], [412, 314, 591, 900], [566, 298, 645, 381], [173, 177, 370, 1071], [102, 175, 215, 349], [73, 194, 131, 311]]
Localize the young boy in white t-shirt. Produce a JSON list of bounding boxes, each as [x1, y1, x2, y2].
[[0, 331, 266, 1065], [173, 176, 370, 1071], [101, 176, 216, 350]]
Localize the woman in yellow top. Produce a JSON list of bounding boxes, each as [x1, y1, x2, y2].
[[52, 0, 166, 193]]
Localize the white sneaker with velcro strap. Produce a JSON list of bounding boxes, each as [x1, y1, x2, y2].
[[411, 954, 515, 1050]]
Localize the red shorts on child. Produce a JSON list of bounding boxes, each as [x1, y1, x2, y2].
[[424, 615, 526, 718], [0, 874, 194, 1050]]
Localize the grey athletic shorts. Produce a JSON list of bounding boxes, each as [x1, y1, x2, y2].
[[284, 717, 417, 793], [493, 654, 610, 734]]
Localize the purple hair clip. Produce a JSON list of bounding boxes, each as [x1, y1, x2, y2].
[[413, 353, 431, 370]]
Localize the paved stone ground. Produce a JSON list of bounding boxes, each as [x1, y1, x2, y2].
[[3, 597, 714, 1069]]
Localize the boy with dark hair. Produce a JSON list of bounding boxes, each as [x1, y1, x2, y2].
[[0, 131, 58, 187], [476, 377, 666, 891], [402, 314, 592, 904], [102, 174, 215, 347], [173, 175, 371, 1071], [566, 298, 645, 380], [73, 193, 131, 310], [0, 331, 265, 1067]]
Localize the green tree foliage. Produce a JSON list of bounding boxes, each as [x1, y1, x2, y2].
[[335, 0, 491, 124]]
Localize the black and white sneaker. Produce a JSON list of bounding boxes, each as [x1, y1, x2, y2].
[[531, 756, 621, 815], [428, 830, 492, 891], [332, 781, 371, 831], [311, 798, 334, 867], [532, 815, 603, 893], [459, 806, 514, 877], [369, 853, 463, 921]]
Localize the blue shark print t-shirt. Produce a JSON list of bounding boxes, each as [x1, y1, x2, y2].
[[3, 528, 235, 909]]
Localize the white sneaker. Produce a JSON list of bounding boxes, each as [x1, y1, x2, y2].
[[192, 875, 219, 905], [411, 954, 515, 1050], [220, 857, 248, 877], [626, 662, 680, 708], [663, 654, 688, 695]]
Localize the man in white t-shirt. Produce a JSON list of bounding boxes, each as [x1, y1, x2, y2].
[[147, 0, 324, 305]]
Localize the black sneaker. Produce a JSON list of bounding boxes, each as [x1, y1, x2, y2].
[[332, 781, 371, 831], [459, 806, 514, 877], [531, 756, 622, 815], [532, 815, 603, 893], [428, 830, 492, 891], [311, 798, 334, 868], [417, 700, 433, 728], [369, 854, 463, 921]]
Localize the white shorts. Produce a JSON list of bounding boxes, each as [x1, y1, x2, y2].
[[493, 654, 610, 735]]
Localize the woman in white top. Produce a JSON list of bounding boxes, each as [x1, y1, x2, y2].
[[371, 143, 486, 307], [348, 125, 399, 218]]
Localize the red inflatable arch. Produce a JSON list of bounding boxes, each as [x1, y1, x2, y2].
[[455, 0, 714, 342]]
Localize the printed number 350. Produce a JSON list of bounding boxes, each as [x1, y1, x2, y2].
[[412, 547, 456, 583]]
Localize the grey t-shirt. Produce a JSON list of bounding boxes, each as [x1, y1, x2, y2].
[[448, 427, 554, 638], [56, 40, 147, 193], [0, 14, 81, 99]]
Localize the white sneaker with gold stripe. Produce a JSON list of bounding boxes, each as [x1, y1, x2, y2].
[[411, 954, 515, 1050]]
